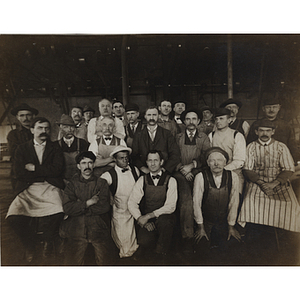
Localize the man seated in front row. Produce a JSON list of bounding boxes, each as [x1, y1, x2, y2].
[[88, 116, 127, 177], [128, 150, 178, 261], [6, 117, 65, 262], [60, 151, 116, 265], [193, 147, 241, 258]]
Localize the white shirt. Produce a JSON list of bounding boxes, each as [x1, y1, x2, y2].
[[186, 129, 196, 139], [88, 136, 126, 156], [193, 171, 240, 226], [33, 139, 46, 165], [258, 138, 272, 146], [147, 125, 158, 140], [128, 173, 177, 219]]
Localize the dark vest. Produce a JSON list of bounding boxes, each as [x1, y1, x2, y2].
[[107, 164, 139, 196], [230, 118, 245, 136], [143, 172, 171, 214], [202, 168, 232, 224]]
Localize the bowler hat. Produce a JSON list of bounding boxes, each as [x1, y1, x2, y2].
[[11, 103, 39, 116], [220, 98, 242, 109], [56, 114, 76, 126], [125, 103, 140, 112], [180, 108, 202, 124], [205, 147, 229, 163], [75, 151, 96, 164], [214, 108, 231, 118]]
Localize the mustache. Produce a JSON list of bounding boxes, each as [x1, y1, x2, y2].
[[261, 135, 269, 139], [84, 168, 91, 171], [39, 133, 49, 137], [149, 119, 156, 122]]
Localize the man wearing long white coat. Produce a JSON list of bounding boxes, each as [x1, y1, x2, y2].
[[101, 146, 140, 258]]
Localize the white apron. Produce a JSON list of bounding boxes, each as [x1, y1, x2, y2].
[[6, 182, 63, 218]]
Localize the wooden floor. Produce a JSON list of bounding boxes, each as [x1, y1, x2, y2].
[[1, 161, 300, 266]]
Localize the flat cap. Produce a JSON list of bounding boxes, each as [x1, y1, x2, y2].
[[75, 151, 96, 164], [125, 103, 139, 112], [254, 119, 276, 129], [214, 108, 231, 118], [205, 147, 229, 163], [11, 103, 39, 116], [180, 108, 202, 123], [220, 98, 242, 108], [56, 114, 76, 126], [109, 145, 132, 157]]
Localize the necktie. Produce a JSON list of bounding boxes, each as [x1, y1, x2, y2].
[[189, 132, 193, 142], [105, 137, 112, 141], [152, 174, 161, 180], [149, 130, 155, 141], [131, 125, 135, 132], [122, 168, 129, 173]]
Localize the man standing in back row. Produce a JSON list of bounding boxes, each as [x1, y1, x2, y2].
[[132, 106, 180, 175], [7, 103, 38, 190]]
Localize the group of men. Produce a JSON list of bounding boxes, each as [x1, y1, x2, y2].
[[5, 94, 300, 265]]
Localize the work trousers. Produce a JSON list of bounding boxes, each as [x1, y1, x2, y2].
[[7, 213, 64, 250], [173, 171, 195, 239], [137, 214, 176, 254]]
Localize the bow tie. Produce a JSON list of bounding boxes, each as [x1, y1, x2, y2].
[[152, 174, 161, 180], [104, 137, 112, 141], [119, 117, 123, 120], [122, 168, 129, 173], [176, 117, 181, 120]]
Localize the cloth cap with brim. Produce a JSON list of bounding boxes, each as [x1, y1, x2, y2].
[[75, 151, 96, 164], [56, 114, 76, 126], [214, 108, 231, 118], [125, 103, 139, 112], [220, 98, 242, 109], [200, 105, 214, 114], [110, 145, 132, 158], [11, 103, 39, 116], [180, 108, 202, 123], [254, 119, 276, 129], [205, 147, 229, 163], [83, 105, 95, 113]]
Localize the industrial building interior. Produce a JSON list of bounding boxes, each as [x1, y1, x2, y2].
[[0, 34, 300, 266]]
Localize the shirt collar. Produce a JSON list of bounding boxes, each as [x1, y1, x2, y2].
[[186, 129, 197, 136], [150, 170, 162, 177], [33, 139, 46, 146], [147, 125, 158, 132], [258, 138, 272, 146]]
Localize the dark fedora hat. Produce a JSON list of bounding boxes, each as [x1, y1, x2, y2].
[[83, 105, 95, 114], [180, 108, 202, 124], [254, 119, 276, 130], [11, 103, 39, 116], [219, 98, 242, 109], [56, 114, 76, 126]]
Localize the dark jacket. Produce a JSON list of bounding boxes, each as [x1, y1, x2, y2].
[[14, 139, 65, 196], [132, 125, 181, 174], [60, 173, 111, 239]]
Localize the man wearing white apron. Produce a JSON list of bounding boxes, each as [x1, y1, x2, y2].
[[101, 146, 140, 258], [6, 117, 64, 263]]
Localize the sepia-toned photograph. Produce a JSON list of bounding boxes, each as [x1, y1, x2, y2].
[[0, 33, 299, 268]]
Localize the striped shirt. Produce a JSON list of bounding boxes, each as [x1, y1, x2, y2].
[[238, 139, 300, 232]]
